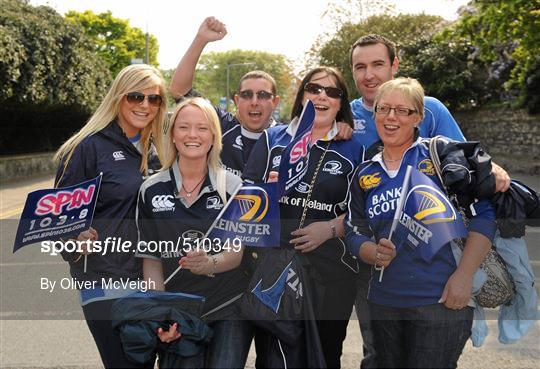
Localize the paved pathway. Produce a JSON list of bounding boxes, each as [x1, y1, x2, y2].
[[1, 175, 538, 368]]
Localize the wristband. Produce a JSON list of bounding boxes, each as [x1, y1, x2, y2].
[[329, 222, 337, 238], [206, 255, 218, 278]]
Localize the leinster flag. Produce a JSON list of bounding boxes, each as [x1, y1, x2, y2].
[[208, 182, 280, 248], [13, 174, 102, 253], [278, 100, 315, 196], [391, 166, 467, 263]]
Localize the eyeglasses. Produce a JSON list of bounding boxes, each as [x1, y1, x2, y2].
[[125, 92, 163, 107], [304, 82, 343, 99], [237, 90, 275, 100], [375, 105, 417, 116]]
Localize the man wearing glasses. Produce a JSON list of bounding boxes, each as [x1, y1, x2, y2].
[[170, 17, 280, 177]]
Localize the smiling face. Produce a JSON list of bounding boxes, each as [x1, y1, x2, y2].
[[233, 78, 280, 132], [117, 86, 161, 138], [302, 72, 341, 129], [351, 43, 398, 108], [375, 89, 421, 152], [172, 105, 214, 162]]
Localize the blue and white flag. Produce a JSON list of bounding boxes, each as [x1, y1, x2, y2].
[[13, 174, 102, 252], [391, 166, 467, 263], [278, 100, 315, 196], [208, 182, 280, 248]]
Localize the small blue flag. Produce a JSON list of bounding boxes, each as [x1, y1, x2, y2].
[[391, 167, 467, 263], [251, 261, 293, 313], [278, 100, 315, 196], [13, 174, 102, 252], [208, 182, 280, 248]]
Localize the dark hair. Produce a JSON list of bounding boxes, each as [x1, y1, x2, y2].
[[290, 67, 353, 128], [238, 70, 277, 95], [349, 34, 396, 66]]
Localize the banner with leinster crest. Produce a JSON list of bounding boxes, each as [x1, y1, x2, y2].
[[391, 166, 467, 263], [208, 182, 280, 248]]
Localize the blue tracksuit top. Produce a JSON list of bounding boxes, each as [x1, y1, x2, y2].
[[55, 121, 160, 283]]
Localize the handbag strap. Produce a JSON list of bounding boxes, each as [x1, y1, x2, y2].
[[429, 136, 463, 206], [428, 136, 446, 193], [298, 140, 331, 229], [429, 136, 471, 242]]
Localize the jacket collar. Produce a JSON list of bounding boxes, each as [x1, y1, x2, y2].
[[98, 121, 142, 157], [170, 158, 218, 204], [370, 130, 423, 168], [285, 117, 338, 142]]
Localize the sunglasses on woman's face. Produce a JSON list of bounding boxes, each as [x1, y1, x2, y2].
[[304, 82, 343, 99], [125, 92, 163, 107]]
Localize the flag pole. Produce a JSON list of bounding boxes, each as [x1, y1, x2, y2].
[[83, 172, 103, 274], [379, 165, 412, 282], [164, 184, 242, 286]]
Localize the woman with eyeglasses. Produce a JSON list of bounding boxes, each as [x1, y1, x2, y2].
[[54, 64, 167, 368], [345, 78, 497, 368], [136, 97, 251, 368], [243, 66, 364, 368]]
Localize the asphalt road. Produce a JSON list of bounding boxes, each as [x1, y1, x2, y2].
[[1, 174, 538, 368]]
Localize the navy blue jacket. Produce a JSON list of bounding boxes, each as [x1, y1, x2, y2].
[[215, 107, 261, 177], [55, 121, 160, 282]]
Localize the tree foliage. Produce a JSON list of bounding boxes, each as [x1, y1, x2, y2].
[[445, 0, 540, 112], [0, 0, 110, 110], [192, 49, 295, 120], [304, 0, 396, 71], [65, 10, 159, 76], [0, 0, 112, 155], [398, 37, 488, 110], [308, 0, 539, 113], [314, 13, 446, 100]]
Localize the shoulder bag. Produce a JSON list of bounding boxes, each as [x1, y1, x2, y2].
[[429, 136, 514, 308]]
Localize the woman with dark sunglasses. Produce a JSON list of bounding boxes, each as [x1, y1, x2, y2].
[[53, 64, 167, 368], [243, 66, 364, 368]]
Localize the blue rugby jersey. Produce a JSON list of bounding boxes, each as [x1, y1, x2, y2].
[[135, 163, 248, 315], [214, 107, 266, 177], [345, 137, 497, 308], [243, 119, 365, 282], [350, 96, 466, 148]]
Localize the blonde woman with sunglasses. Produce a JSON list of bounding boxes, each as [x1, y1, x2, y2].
[[54, 64, 167, 368]]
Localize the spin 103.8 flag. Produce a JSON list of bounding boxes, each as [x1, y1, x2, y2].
[[278, 100, 315, 197], [391, 167, 467, 263], [209, 182, 280, 248], [13, 174, 102, 252]]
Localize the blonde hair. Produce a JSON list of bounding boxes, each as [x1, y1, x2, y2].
[[161, 97, 223, 173], [54, 64, 167, 175], [374, 77, 425, 121]]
